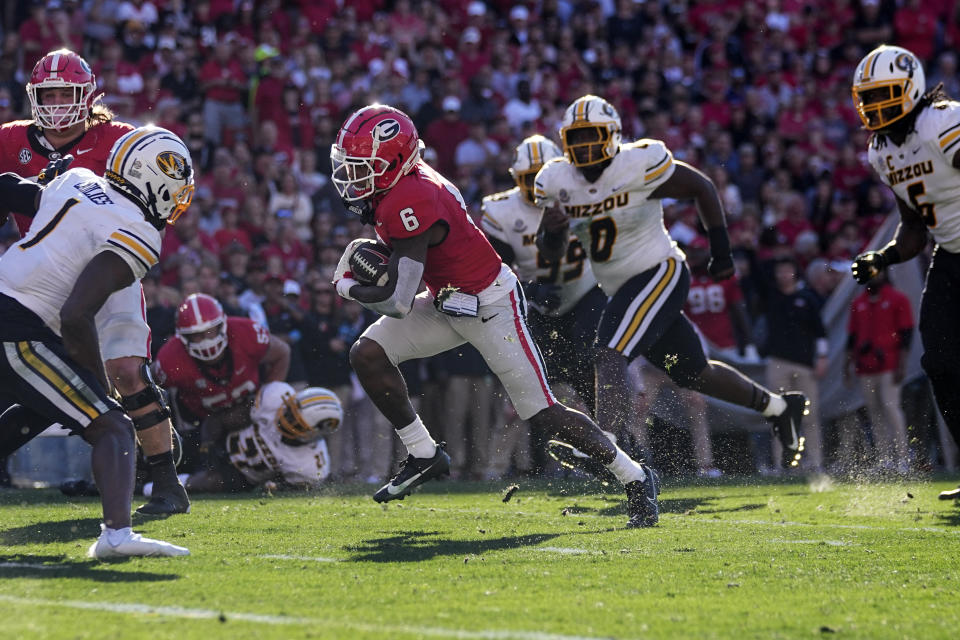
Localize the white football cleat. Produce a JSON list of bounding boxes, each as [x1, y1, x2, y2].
[[88, 524, 190, 559]]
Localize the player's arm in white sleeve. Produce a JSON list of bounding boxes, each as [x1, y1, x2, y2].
[[480, 202, 516, 264], [60, 251, 138, 390], [532, 163, 569, 263], [650, 160, 735, 281]]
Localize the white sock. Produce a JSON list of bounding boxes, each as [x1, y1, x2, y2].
[[605, 448, 646, 484], [763, 394, 787, 418], [396, 416, 437, 459], [105, 526, 132, 546]]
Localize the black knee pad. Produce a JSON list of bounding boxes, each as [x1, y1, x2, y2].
[[120, 363, 171, 430]]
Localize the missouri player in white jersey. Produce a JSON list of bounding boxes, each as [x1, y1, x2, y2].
[[849, 45, 960, 499], [481, 136, 611, 473], [0, 125, 193, 558], [183, 382, 338, 492], [535, 95, 810, 471], [0, 51, 188, 515]]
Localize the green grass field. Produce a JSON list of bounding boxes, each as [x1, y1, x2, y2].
[[2, 475, 960, 639]]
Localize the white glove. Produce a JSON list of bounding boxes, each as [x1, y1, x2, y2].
[[332, 238, 370, 285], [335, 276, 358, 300]]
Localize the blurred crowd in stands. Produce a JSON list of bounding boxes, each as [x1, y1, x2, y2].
[[2, 0, 959, 480]]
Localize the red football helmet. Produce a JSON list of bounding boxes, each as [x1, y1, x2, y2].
[[26, 49, 98, 131], [330, 104, 421, 201], [175, 293, 228, 362]]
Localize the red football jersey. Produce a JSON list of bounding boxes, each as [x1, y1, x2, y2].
[[0, 119, 134, 235], [684, 273, 744, 350], [153, 317, 271, 419], [373, 161, 502, 296]]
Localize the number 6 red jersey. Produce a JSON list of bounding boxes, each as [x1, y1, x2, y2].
[[373, 160, 503, 297]]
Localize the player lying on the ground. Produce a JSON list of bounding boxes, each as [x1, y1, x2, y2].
[[165, 382, 340, 493], [0, 125, 193, 558], [152, 292, 290, 469]]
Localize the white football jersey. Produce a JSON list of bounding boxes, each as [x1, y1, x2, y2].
[[868, 100, 960, 253], [481, 186, 598, 316], [534, 139, 683, 295], [227, 381, 331, 487], [0, 167, 160, 335]]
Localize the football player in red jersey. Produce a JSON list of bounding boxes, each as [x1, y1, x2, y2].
[[0, 50, 189, 514], [330, 104, 660, 528], [152, 294, 291, 471]]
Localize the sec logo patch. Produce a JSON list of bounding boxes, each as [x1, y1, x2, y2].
[[18, 148, 32, 164]]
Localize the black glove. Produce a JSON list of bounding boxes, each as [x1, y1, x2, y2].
[[524, 281, 562, 311], [37, 154, 74, 186], [707, 254, 735, 280], [851, 251, 887, 284], [706, 226, 735, 280], [344, 198, 375, 225]]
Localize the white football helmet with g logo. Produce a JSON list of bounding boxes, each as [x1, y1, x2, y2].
[[852, 45, 926, 132], [510, 134, 562, 203], [277, 387, 343, 444], [105, 125, 195, 229], [560, 95, 622, 167]]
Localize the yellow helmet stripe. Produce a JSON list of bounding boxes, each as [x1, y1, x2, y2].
[[110, 129, 155, 174], [299, 394, 339, 407], [575, 99, 586, 121]]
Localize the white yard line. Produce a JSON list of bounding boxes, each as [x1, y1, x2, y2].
[[536, 547, 599, 555], [0, 594, 618, 640], [258, 553, 340, 562], [768, 539, 851, 546]]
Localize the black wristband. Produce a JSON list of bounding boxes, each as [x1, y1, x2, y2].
[[707, 226, 731, 257], [880, 244, 902, 265]]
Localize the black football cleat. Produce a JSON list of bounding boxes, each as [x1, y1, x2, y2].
[[136, 482, 191, 515], [546, 439, 619, 486], [625, 464, 660, 528], [769, 392, 808, 469], [373, 443, 450, 503], [938, 486, 960, 501]]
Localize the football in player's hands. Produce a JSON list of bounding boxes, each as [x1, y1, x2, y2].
[[348, 239, 392, 286]]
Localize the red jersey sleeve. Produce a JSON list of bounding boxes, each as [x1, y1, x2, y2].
[[152, 340, 185, 391], [228, 317, 271, 363]]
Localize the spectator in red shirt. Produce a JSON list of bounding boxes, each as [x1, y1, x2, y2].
[[774, 192, 814, 248], [423, 96, 470, 177], [893, 0, 938, 62], [845, 271, 915, 474], [199, 36, 249, 145]]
